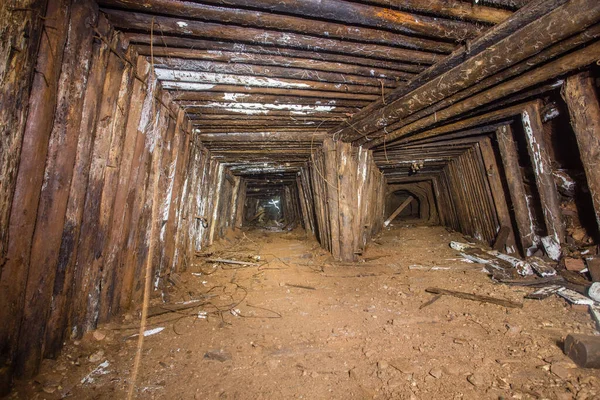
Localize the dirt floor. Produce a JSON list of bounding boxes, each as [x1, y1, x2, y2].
[[8, 225, 600, 399]]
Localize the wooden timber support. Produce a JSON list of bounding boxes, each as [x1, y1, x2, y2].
[[562, 73, 600, 233], [308, 139, 386, 261], [477, 138, 518, 253], [384, 196, 415, 227], [521, 102, 565, 259], [496, 125, 539, 255]]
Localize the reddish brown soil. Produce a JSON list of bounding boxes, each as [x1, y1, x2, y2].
[[9, 225, 600, 399]]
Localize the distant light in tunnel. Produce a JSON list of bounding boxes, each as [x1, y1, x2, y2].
[[269, 199, 280, 210]]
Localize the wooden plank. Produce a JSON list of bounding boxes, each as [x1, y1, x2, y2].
[[109, 0, 481, 40], [337, 141, 356, 261], [128, 34, 432, 74], [426, 287, 523, 308], [363, 0, 512, 23], [562, 72, 600, 231]]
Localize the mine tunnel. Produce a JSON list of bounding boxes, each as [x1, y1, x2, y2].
[[2, 0, 600, 398]]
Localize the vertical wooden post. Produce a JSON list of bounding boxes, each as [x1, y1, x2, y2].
[[0, 0, 71, 379], [337, 141, 356, 261], [478, 138, 518, 253], [562, 72, 600, 232], [0, 0, 49, 268], [521, 102, 565, 259], [496, 125, 538, 255]]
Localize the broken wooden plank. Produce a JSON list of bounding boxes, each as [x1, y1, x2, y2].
[[425, 287, 524, 309], [556, 288, 595, 305], [525, 285, 563, 300], [419, 294, 443, 310], [206, 258, 261, 266]]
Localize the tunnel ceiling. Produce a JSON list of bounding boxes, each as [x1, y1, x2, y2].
[[98, 0, 523, 177]]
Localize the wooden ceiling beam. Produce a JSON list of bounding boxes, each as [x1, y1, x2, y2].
[[172, 88, 378, 101], [127, 35, 432, 73], [198, 132, 328, 143], [141, 48, 409, 79], [192, 0, 484, 40], [98, 0, 452, 51], [150, 57, 406, 85], [157, 72, 385, 94], [177, 95, 367, 108], [361, 0, 512, 24], [102, 10, 442, 64]]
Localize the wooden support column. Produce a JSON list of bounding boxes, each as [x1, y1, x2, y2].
[[562, 72, 600, 232], [0, 0, 71, 379], [0, 0, 48, 267], [521, 102, 565, 259], [478, 138, 518, 253], [496, 125, 538, 255], [337, 141, 356, 261]]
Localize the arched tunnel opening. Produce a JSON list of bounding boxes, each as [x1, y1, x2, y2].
[[2, 1, 600, 398]]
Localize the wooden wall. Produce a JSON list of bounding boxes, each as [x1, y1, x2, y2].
[[304, 138, 386, 261], [0, 0, 236, 386]]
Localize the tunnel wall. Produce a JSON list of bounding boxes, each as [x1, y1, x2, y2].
[[0, 2, 234, 383], [303, 138, 386, 261]]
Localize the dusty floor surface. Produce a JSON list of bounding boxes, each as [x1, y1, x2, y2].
[[8, 225, 600, 399]]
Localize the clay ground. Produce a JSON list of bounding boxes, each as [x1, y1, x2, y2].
[[9, 225, 600, 399]]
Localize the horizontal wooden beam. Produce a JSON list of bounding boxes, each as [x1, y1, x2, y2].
[[364, 0, 512, 24], [198, 132, 328, 142], [99, 0, 452, 51], [141, 48, 417, 80], [127, 34, 432, 73], [172, 87, 378, 101], [103, 10, 442, 64], [177, 94, 366, 108], [192, 0, 484, 40], [151, 57, 403, 86]]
